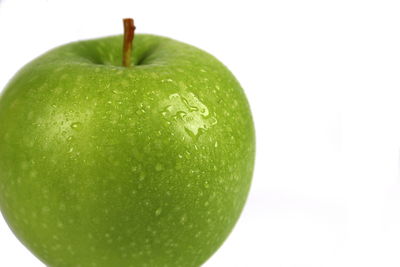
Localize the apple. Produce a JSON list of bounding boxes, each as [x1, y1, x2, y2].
[[0, 19, 255, 267]]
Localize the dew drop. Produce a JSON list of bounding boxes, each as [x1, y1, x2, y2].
[[180, 214, 187, 224], [131, 166, 138, 172], [70, 122, 82, 130], [155, 163, 163, 171], [155, 208, 162, 216]]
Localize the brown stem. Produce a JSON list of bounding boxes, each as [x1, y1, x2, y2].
[[122, 18, 135, 67]]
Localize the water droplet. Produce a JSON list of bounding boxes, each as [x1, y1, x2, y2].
[[180, 214, 187, 224], [204, 181, 210, 188], [30, 170, 38, 178], [214, 141, 218, 148], [176, 111, 187, 119], [70, 122, 82, 130], [155, 163, 163, 171], [155, 208, 162, 216]]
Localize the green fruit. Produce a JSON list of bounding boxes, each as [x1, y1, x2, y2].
[[0, 33, 255, 267]]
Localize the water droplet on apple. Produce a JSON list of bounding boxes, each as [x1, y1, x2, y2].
[[131, 166, 138, 172], [70, 122, 82, 130], [155, 163, 163, 171], [180, 214, 187, 224], [30, 170, 38, 178], [155, 208, 162, 216]]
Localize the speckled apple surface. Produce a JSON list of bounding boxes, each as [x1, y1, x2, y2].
[[0, 34, 255, 267]]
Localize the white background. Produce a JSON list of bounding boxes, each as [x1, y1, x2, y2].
[[1, 0, 400, 266]]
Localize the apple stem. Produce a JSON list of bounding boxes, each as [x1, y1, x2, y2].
[[122, 18, 136, 67]]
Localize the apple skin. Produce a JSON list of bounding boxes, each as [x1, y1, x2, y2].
[[0, 34, 255, 267]]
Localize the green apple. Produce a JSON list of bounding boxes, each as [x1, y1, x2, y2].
[[0, 22, 255, 267]]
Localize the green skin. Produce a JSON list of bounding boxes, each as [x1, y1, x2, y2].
[[0, 34, 255, 267]]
